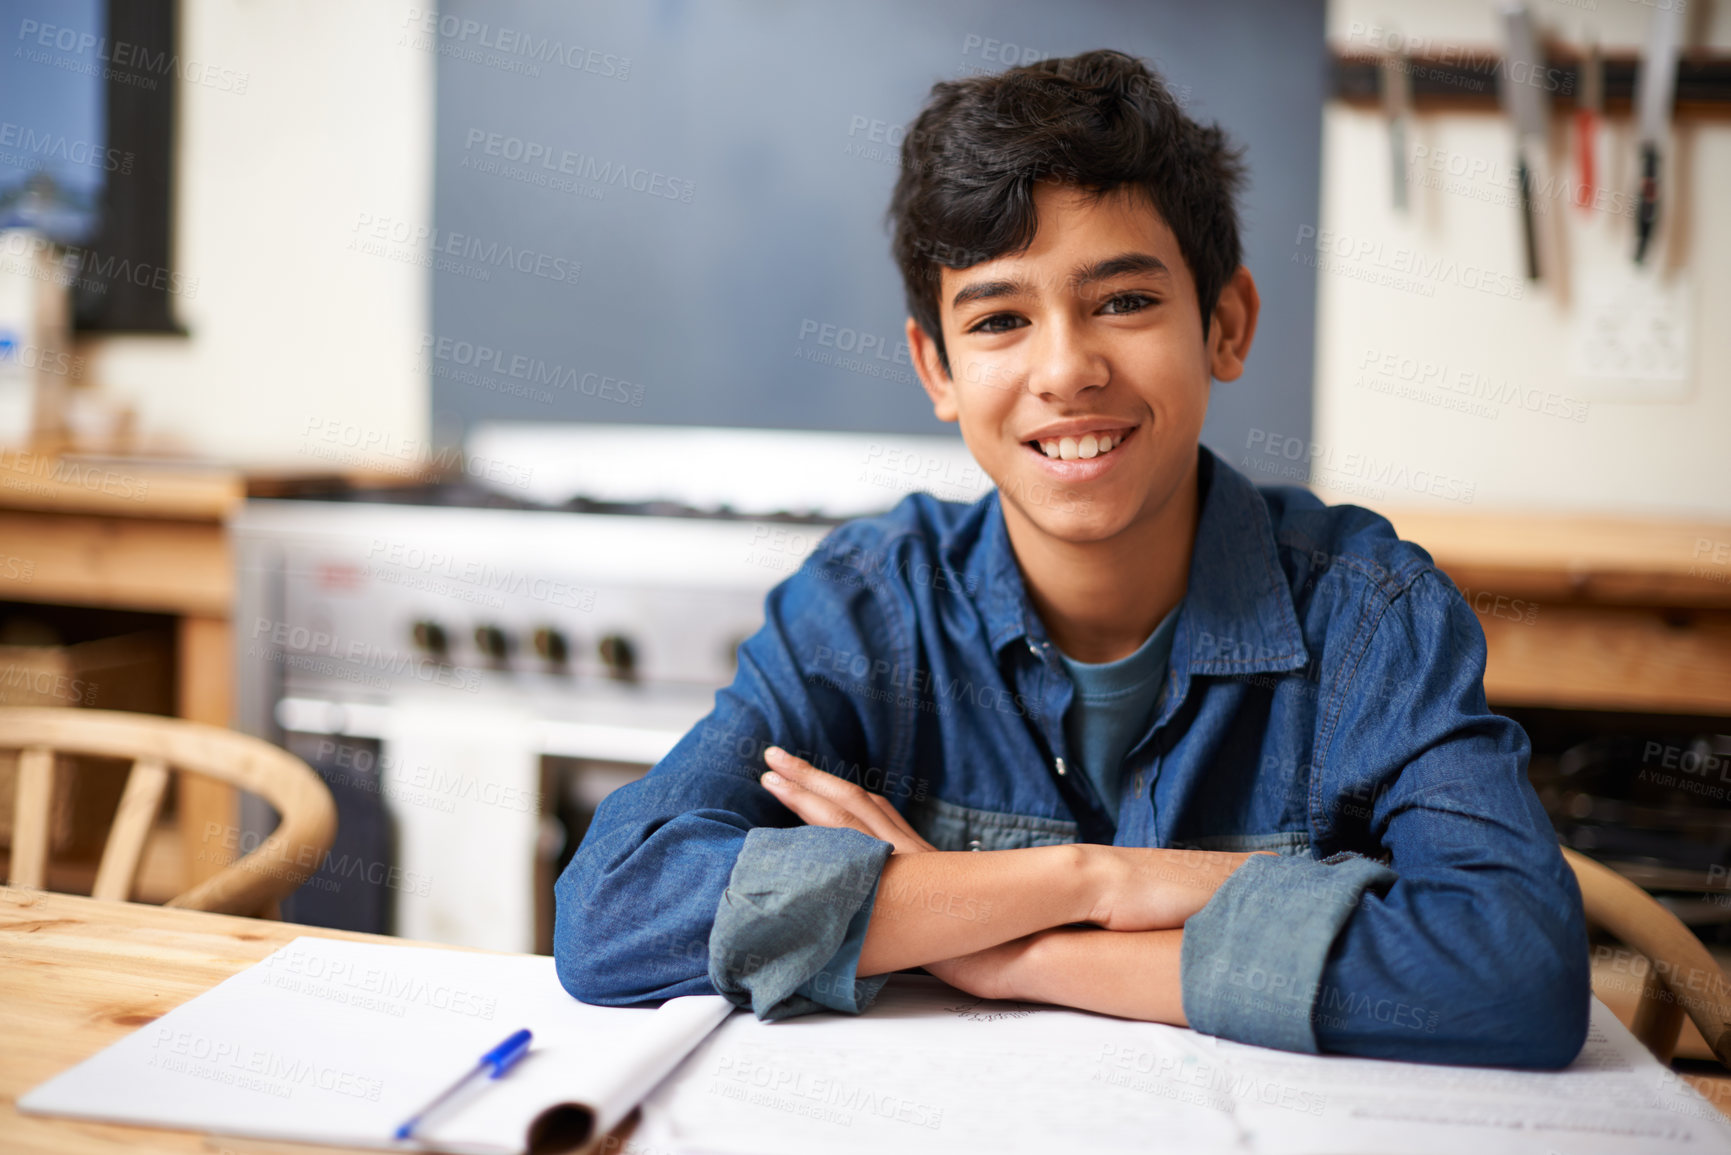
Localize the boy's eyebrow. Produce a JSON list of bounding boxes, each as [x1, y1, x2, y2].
[[1071, 252, 1171, 290], [949, 252, 1172, 309], [950, 278, 1025, 309]]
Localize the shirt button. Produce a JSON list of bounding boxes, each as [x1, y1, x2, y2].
[[1054, 757, 1067, 776], [967, 838, 982, 851], [1134, 772, 1145, 797], [1027, 639, 1040, 657]]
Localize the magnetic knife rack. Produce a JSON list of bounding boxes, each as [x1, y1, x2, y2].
[[1332, 50, 1731, 117]]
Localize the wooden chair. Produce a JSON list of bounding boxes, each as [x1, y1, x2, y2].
[[1, 707, 336, 916], [1565, 847, 1731, 1068]]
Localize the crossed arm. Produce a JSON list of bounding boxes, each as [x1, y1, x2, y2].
[[757, 746, 1260, 1024]]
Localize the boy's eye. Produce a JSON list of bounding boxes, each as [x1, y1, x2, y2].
[[966, 313, 1026, 335], [1100, 292, 1157, 315]]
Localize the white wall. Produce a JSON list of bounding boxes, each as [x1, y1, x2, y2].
[[1305, 0, 1731, 518], [82, 0, 432, 465]]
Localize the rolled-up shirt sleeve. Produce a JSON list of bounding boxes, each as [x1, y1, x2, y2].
[[709, 825, 893, 1019], [1183, 569, 1589, 1067], [554, 523, 913, 1018], [1179, 852, 1397, 1052]]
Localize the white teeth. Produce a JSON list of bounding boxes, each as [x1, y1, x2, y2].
[[1034, 432, 1125, 460]]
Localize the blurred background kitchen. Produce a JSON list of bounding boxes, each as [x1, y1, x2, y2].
[[1, 0, 1729, 1069]]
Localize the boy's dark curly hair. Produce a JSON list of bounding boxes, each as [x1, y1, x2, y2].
[[888, 49, 1247, 375]]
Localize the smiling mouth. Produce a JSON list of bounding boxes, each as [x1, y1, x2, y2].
[[1024, 426, 1136, 461]]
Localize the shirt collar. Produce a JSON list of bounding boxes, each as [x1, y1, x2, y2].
[[975, 489, 1040, 657], [1178, 446, 1309, 676], [972, 446, 1309, 676]]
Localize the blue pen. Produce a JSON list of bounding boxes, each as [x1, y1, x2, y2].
[[394, 1029, 533, 1142]]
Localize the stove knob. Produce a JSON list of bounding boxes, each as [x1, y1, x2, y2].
[[532, 627, 569, 665], [411, 620, 448, 657], [474, 624, 511, 662], [597, 633, 636, 681]]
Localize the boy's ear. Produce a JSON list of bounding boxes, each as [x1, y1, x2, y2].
[[1208, 266, 1260, 383], [906, 317, 958, 423]]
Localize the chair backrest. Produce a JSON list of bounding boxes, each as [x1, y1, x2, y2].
[[1564, 847, 1731, 1069], [0, 707, 336, 916]]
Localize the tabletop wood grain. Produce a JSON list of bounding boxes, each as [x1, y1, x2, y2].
[[0, 887, 629, 1155]]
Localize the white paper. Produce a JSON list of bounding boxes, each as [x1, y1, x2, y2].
[[635, 976, 1731, 1155], [1213, 1000, 1731, 1155], [19, 936, 734, 1155], [637, 975, 1247, 1154]]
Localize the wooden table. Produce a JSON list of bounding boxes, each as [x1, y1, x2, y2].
[[6, 884, 1728, 1155], [0, 887, 632, 1155]]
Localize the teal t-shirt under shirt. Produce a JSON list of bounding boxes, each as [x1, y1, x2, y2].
[[1057, 604, 1180, 824]]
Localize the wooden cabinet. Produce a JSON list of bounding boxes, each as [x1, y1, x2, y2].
[[0, 454, 244, 890]]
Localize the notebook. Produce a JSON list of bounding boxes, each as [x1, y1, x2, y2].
[[22, 937, 1731, 1155], [18, 935, 734, 1154], [633, 973, 1731, 1155]]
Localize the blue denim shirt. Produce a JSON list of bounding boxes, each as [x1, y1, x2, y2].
[[1059, 603, 1179, 828], [554, 447, 1590, 1068]]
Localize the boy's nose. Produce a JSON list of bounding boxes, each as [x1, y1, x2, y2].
[[1026, 322, 1109, 401]]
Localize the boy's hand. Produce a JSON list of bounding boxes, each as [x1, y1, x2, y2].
[[921, 933, 1038, 1002], [758, 746, 938, 856], [1086, 847, 1263, 931]]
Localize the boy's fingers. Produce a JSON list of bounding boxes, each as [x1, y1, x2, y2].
[[763, 746, 930, 850], [766, 747, 870, 806], [763, 770, 865, 833], [763, 768, 916, 847], [763, 746, 812, 773], [865, 792, 936, 851], [866, 792, 906, 823]]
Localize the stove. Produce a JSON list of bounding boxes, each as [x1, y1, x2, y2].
[[232, 424, 987, 952]]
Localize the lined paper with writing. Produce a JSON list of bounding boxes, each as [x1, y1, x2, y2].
[[635, 974, 1731, 1155]]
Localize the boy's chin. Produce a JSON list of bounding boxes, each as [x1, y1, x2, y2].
[[1010, 498, 1134, 545]]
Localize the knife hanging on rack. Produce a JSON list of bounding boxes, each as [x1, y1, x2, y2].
[[1499, 3, 1548, 281], [1381, 41, 1413, 212], [1575, 36, 1601, 212], [1633, 0, 1685, 264]]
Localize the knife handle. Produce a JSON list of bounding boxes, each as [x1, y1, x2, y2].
[[1635, 142, 1659, 265], [1574, 111, 1595, 211], [1517, 156, 1540, 281]]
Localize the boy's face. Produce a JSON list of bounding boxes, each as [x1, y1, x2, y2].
[[908, 182, 1255, 547]]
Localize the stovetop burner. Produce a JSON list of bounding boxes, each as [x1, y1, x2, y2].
[[265, 478, 848, 524]]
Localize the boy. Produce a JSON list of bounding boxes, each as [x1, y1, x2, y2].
[[554, 49, 1589, 1067]]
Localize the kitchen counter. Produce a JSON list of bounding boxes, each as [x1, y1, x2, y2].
[[0, 451, 247, 894], [0, 452, 407, 897], [1385, 507, 1731, 715]]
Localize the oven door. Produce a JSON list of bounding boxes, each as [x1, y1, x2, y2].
[[270, 691, 702, 953]]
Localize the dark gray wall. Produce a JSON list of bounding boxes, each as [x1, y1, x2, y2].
[[431, 0, 1323, 455]]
